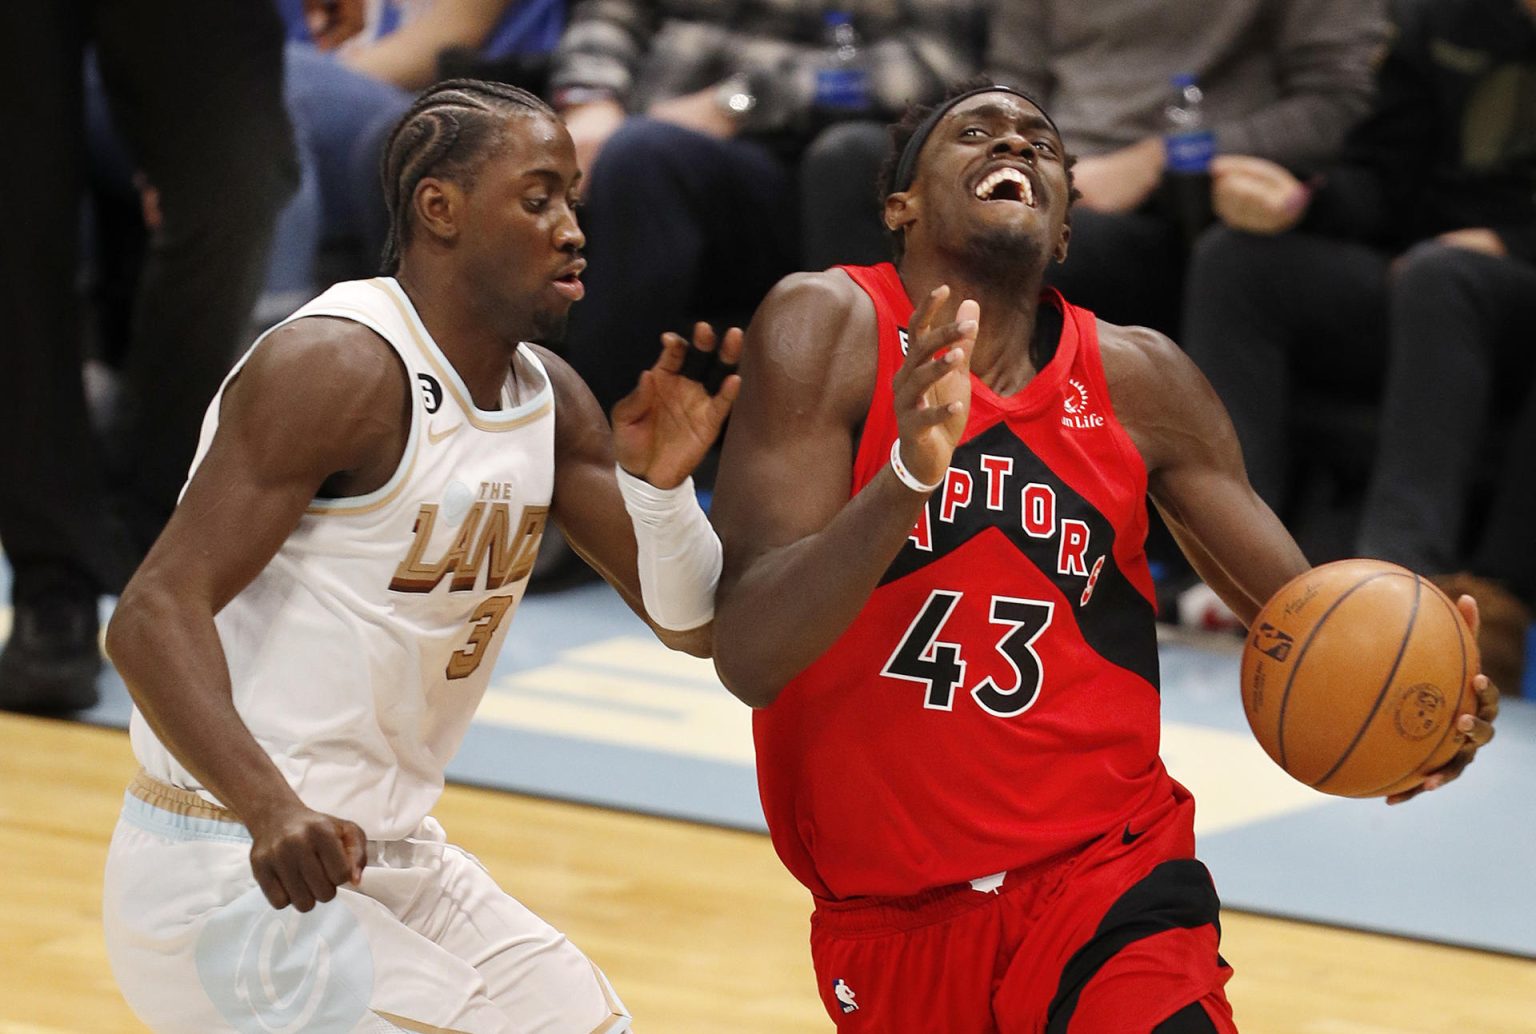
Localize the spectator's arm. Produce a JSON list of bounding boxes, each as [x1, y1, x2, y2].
[[340, 0, 512, 89], [1213, 0, 1388, 167], [984, 0, 1051, 99], [548, 0, 657, 102]]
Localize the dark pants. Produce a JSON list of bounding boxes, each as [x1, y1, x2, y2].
[[0, 0, 297, 601], [1184, 228, 1536, 576], [1356, 242, 1536, 573], [561, 118, 796, 414], [1475, 381, 1536, 607]]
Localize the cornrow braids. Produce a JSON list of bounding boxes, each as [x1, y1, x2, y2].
[[875, 78, 1080, 264], [379, 78, 556, 274]]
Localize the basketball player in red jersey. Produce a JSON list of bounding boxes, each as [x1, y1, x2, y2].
[[708, 83, 1501, 1032]]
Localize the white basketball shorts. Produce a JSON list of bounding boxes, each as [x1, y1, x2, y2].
[[103, 772, 630, 1034]]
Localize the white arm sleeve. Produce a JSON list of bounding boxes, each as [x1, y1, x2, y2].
[[614, 465, 722, 631]]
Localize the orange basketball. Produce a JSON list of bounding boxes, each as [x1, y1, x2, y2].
[[1240, 559, 1478, 798]]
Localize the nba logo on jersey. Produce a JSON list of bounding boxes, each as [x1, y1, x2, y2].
[[833, 978, 860, 1013]]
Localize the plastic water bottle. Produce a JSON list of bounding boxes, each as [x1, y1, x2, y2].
[[813, 11, 871, 120], [1163, 73, 1215, 248]]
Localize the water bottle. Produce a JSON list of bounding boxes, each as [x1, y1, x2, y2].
[[813, 11, 871, 121], [1162, 73, 1215, 248]]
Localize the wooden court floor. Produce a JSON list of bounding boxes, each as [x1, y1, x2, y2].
[[3, 713, 1532, 1034]]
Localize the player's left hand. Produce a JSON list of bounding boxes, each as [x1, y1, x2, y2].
[[1386, 594, 1499, 805], [612, 321, 743, 490]]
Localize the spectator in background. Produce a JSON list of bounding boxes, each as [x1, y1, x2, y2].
[[0, 0, 363, 715], [257, 0, 568, 323], [988, 0, 1387, 336], [1182, 0, 1536, 688], [548, 0, 987, 415]]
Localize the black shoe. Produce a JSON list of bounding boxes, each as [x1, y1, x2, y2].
[[0, 593, 103, 714]]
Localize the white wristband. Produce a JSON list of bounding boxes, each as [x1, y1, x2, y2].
[[614, 465, 722, 631], [889, 439, 943, 493]]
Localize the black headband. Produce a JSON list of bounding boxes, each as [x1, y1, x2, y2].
[[892, 85, 1060, 193]]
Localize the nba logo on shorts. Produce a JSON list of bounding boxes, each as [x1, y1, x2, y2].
[[833, 978, 859, 1013]]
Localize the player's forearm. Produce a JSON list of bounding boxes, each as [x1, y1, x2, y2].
[[105, 583, 303, 828], [714, 468, 930, 707]]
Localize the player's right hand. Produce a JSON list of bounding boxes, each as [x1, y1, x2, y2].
[[246, 803, 367, 912], [893, 285, 976, 489]]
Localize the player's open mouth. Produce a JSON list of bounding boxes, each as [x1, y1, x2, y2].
[[974, 167, 1036, 207], [552, 261, 586, 301]]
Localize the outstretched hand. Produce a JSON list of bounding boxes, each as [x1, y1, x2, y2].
[[612, 322, 743, 490], [1387, 594, 1499, 805], [892, 285, 976, 490]]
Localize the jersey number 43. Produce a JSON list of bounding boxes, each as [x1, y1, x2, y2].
[[881, 590, 1054, 717]]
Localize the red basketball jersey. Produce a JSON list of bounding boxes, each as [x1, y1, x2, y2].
[[753, 263, 1177, 900]]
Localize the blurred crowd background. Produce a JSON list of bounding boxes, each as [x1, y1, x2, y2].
[[1, 0, 1532, 715]]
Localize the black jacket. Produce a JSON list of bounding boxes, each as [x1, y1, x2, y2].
[[1304, 0, 1536, 262]]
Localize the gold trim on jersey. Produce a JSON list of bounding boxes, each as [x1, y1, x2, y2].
[[365, 279, 554, 433], [372, 1009, 474, 1034], [128, 769, 239, 823], [586, 961, 629, 1032], [304, 432, 423, 517]]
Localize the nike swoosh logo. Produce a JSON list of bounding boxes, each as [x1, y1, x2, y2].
[[1121, 822, 1145, 845], [427, 422, 461, 444]]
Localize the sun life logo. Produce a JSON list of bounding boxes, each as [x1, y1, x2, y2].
[[1062, 378, 1104, 429]]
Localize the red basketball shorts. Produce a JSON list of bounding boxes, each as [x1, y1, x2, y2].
[[807, 790, 1238, 1033]]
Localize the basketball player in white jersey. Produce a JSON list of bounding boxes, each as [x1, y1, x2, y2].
[[101, 80, 735, 1034]]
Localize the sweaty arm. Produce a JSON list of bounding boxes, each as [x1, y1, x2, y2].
[[533, 346, 719, 657], [105, 318, 409, 911], [1101, 324, 1309, 625], [710, 272, 974, 707]]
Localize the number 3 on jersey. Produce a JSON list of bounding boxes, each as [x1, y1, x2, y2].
[[881, 590, 1054, 716]]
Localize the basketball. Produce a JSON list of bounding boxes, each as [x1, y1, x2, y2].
[[1240, 559, 1478, 798]]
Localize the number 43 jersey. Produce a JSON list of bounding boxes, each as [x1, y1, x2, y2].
[[129, 278, 554, 840], [754, 263, 1177, 901]]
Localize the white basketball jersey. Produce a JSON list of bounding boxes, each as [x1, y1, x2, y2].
[[130, 278, 555, 839]]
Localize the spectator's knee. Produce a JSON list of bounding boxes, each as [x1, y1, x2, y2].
[[1189, 224, 1273, 276], [592, 118, 706, 184], [1392, 239, 1481, 295]]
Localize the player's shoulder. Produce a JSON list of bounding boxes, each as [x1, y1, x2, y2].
[[765, 267, 876, 323], [1095, 319, 1200, 399], [745, 270, 879, 421], [1095, 318, 1233, 471], [522, 342, 586, 406], [521, 343, 610, 458], [246, 315, 406, 402], [751, 270, 877, 365]]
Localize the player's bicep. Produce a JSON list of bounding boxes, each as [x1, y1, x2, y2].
[[1119, 332, 1308, 609], [711, 274, 870, 575], [539, 350, 651, 612], [129, 323, 408, 613]]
